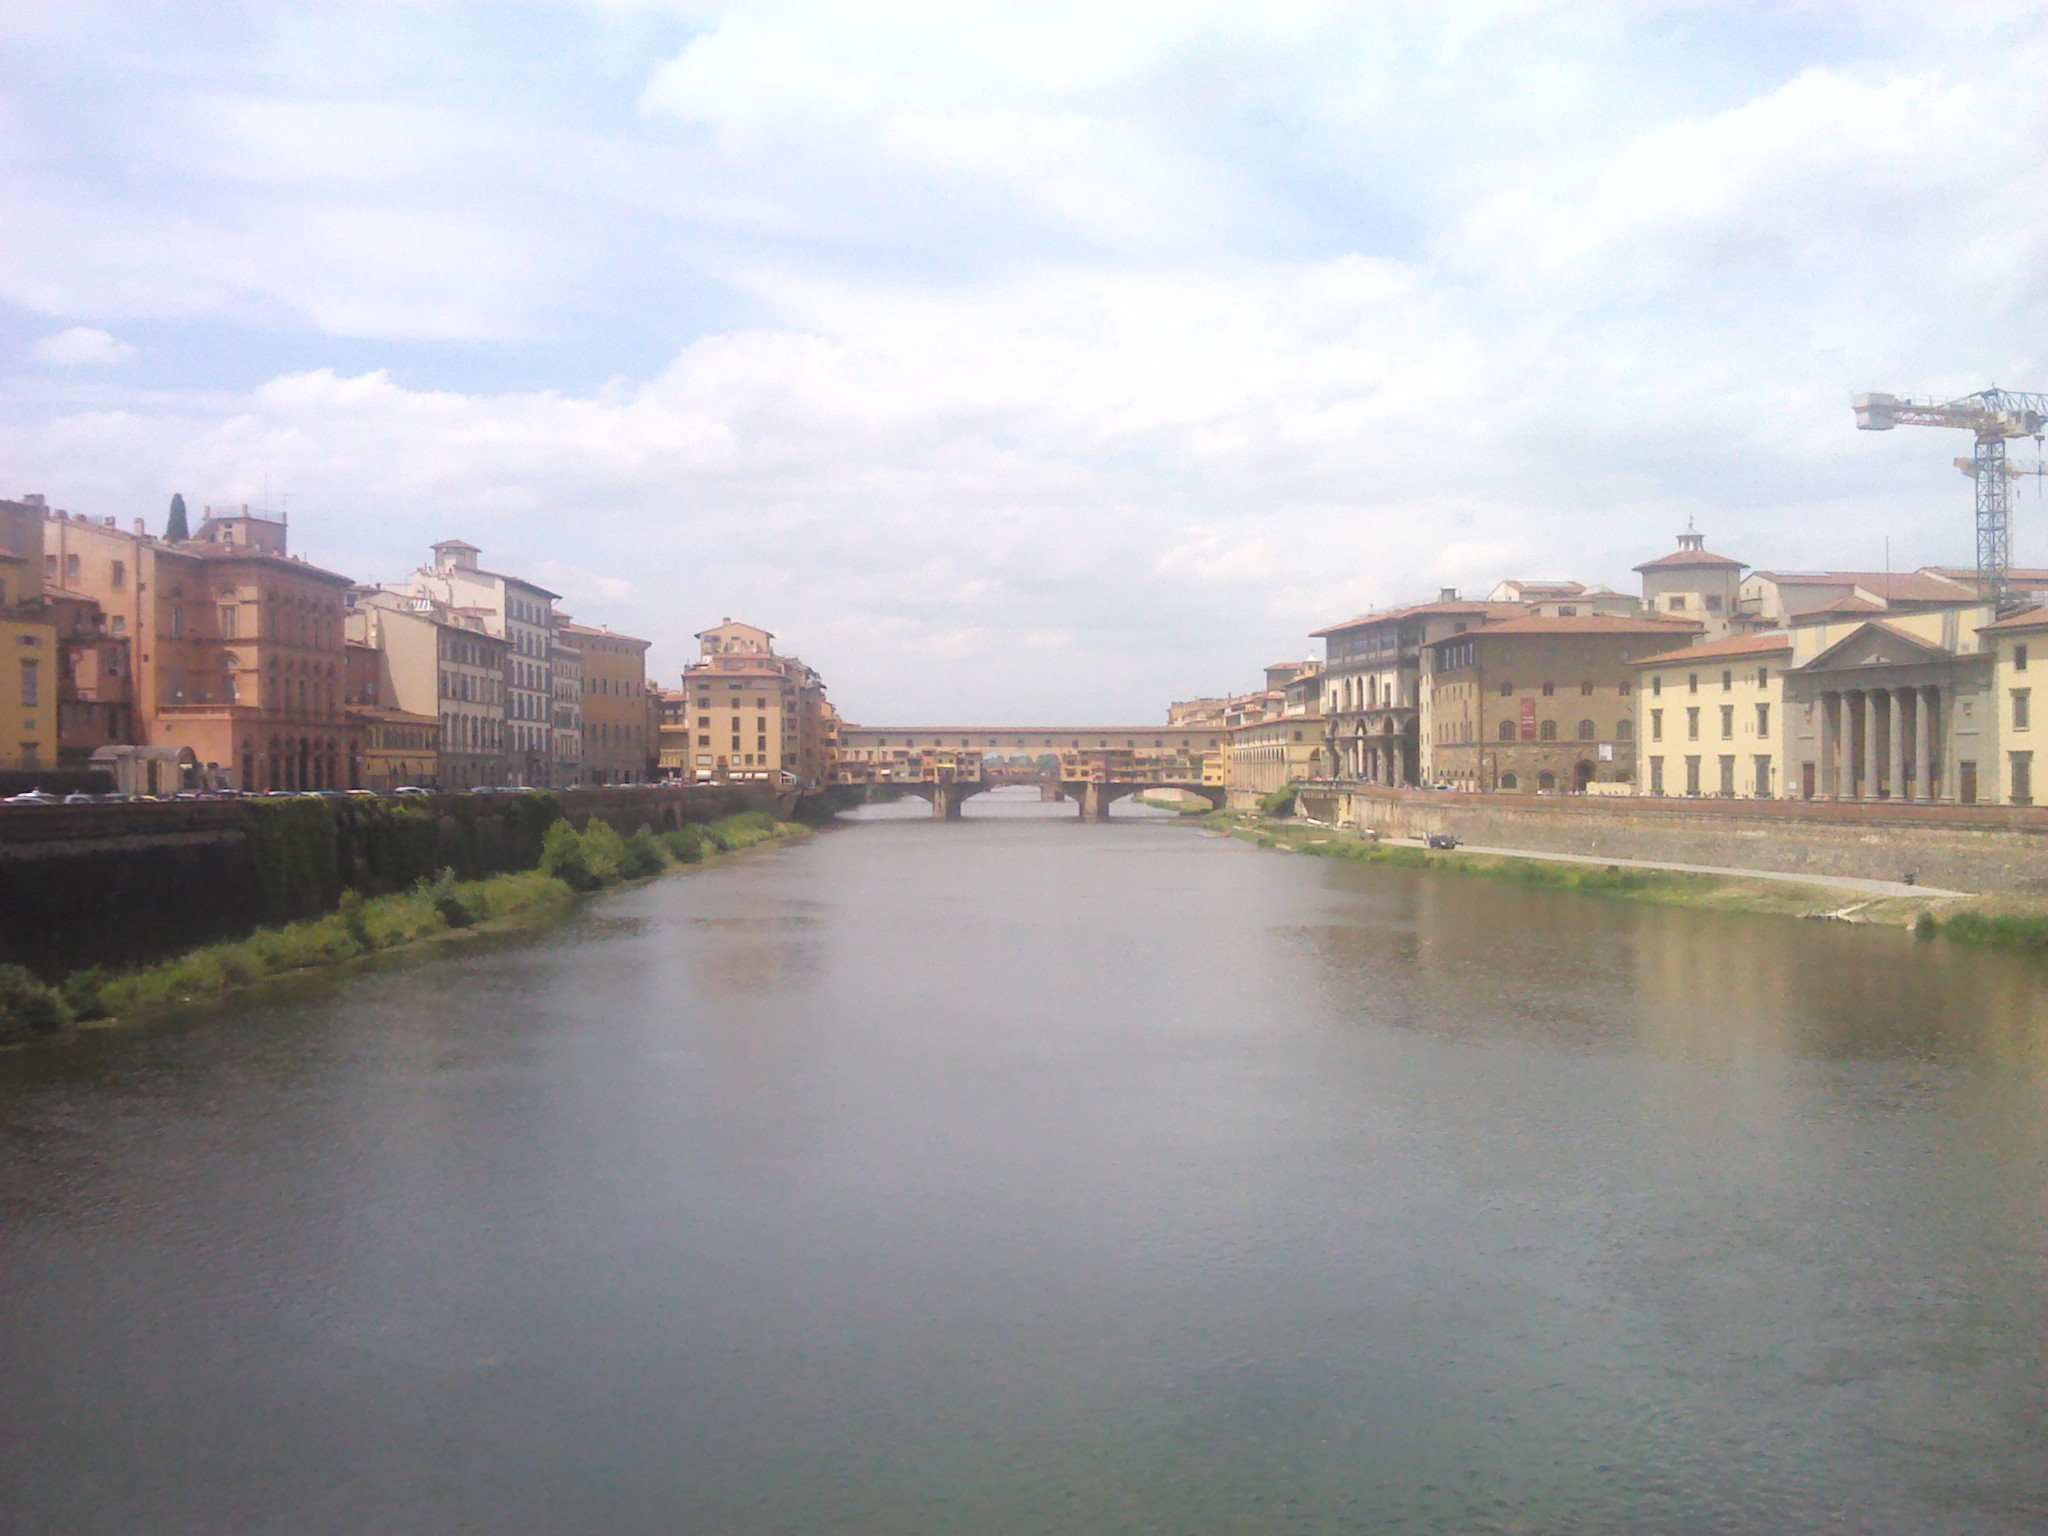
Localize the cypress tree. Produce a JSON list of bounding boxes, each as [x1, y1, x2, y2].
[[166, 493, 190, 541]]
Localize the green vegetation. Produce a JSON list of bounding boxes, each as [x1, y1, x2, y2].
[[1256, 784, 1298, 817], [11, 810, 807, 1039], [0, 964, 74, 1043], [244, 797, 344, 919], [1920, 906, 2048, 953]]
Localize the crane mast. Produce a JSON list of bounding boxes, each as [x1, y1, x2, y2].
[[1854, 388, 2048, 612]]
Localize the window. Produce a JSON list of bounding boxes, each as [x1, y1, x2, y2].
[[1499, 681, 1512, 696], [1685, 755, 1701, 795], [1719, 755, 1735, 796], [65, 553, 80, 584], [1619, 681, 1633, 697], [1754, 755, 1772, 797], [1649, 756, 1665, 794], [111, 560, 126, 590], [1577, 719, 1595, 740], [111, 615, 126, 636], [1580, 681, 1593, 696], [1541, 682, 1555, 696], [1722, 670, 1733, 691], [1705, 594, 1723, 611], [1686, 707, 1700, 740], [1757, 666, 1770, 686], [2013, 644, 2028, 672], [1616, 717, 1634, 742], [219, 605, 238, 639], [1651, 675, 1661, 696], [19, 659, 38, 708], [1558, 605, 1577, 616], [1668, 594, 1687, 610], [1720, 705, 1734, 739], [1499, 772, 1518, 789], [1687, 673, 1699, 694], [2013, 751, 2034, 806], [1537, 771, 1556, 791], [2015, 689, 2031, 731], [1650, 708, 1663, 741], [1756, 703, 1770, 737], [1499, 720, 1516, 741], [1539, 719, 1557, 741]]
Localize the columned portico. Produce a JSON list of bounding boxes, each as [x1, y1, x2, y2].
[[1790, 621, 1983, 804]]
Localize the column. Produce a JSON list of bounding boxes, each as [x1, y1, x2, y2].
[[1835, 691, 1855, 800], [1887, 688, 1905, 801], [1914, 687, 1934, 801]]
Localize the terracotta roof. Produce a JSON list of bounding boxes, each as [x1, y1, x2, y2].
[[558, 620, 651, 645], [1628, 630, 1793, 667], [1978, 606, 2048, 634], [1428, 614, 1702, 644], [1634, 547, 1745, 572], [1795, 594, 1886, 619], [1757, 570, 1975, 604], [1310, 599, 1524, 637]]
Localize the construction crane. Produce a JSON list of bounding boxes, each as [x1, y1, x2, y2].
[[1854, 387, 2048, 611]]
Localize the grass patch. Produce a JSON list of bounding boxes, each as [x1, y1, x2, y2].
[[1922, 906, 2048, 953]]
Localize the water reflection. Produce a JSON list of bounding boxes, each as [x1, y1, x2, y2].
[[2, 798, 2045, 1535]]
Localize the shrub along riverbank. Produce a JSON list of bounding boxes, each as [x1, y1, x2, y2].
[[0, 811, 802, 1045], [1205, 811, 2048, 950]]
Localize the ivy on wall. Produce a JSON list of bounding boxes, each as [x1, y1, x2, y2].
[[244, 799, 344, 920]]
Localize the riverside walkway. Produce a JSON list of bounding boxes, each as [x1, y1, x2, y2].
[[1373, 836, 1970, 899]]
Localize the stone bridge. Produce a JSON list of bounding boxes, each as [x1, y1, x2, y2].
[[835, 725, 1227, 820]]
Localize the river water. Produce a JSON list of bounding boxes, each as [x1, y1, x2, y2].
[[4, 790, 2047, 1535]]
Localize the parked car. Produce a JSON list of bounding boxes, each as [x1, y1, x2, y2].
[[393, 785, 433, 796], [61, 792, 97, 804], [4, 789, 60, 805], [1424, 832, 1459, 850]]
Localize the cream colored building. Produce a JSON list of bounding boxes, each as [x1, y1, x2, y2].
[[348, 590, 509, 789], [1225, 664, 1324, 808], [1634, 525, 1747, 639], [1978, 607, 2045, 806], [1633, 632, 1792, 798], [680, 620, 835, 786]]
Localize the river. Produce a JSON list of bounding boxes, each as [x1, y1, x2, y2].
[[4, 789, 2047, 1534]]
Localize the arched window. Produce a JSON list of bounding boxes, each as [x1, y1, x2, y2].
[[1538, 770, 1557, 791], [1539, 719, 1558, 741], [1499, 772, 1519, 790], [1616, 718, 1634, 741], [1577, 719, 1595, 740], [1498, 720, 1516, 741]]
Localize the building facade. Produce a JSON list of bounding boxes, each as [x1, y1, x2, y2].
[[679, 620, 835, 785], [1422, 615, 1698, 791], [1634, 525, 1746, 639], [42, 504, 357, 790], [348, 591, 509, 790], [562, 622, 653, 784], [392, 541, 563, 785], [1981, 608, 2044, 806], [1633, 632, 1792, 798]]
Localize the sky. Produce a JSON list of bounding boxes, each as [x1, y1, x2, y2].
[[4, 2, 2045, 721]]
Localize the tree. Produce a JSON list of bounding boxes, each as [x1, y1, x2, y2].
[[166, 493, 189, 542]]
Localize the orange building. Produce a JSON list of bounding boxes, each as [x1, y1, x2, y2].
[[560, 621, 653, 784], [42, 504, 360, 790]]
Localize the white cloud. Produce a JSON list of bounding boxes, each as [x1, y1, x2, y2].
[[32, 327, 138, 368], [3, 3, 2046, 718]]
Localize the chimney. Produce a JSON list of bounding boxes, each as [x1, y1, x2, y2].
[[133, 519, 145, 535], [23, 493, 46, 508], [1439, 586, 1458, 602]]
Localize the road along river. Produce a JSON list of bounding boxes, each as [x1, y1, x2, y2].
[[4, 787, 2046, 1534]]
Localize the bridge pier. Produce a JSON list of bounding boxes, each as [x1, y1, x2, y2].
[[1079, 782, 1118, 820], [932, 783, 969, 820]]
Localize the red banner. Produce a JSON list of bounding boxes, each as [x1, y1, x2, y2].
[[1519, 698, 1537, 741]]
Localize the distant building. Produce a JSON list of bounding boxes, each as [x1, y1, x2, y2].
[[1421, 614, 1700, 792], [0, 497, 60, 774], [1225, 662, 1324, 808], [1631, 632, 1794, 798], [390, 541, 563, 785], [1634, 524, 1747, 639], [344, 638, 439, 791], [41, 501, 356, 790], [1980, 607, 2044, 806], [679, 620, 836, 786], [348, 590, 510, 790], [561, 621, 653, 784]]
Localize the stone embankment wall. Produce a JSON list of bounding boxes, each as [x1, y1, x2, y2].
[[0, 784, 797, 977], [1296, 785, 2048, 896]]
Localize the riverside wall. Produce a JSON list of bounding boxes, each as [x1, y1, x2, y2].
[[0, 784, 797, 977], [1295, 785, 2048, 897]]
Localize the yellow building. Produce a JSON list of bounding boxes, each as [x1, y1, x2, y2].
[[1979, 606, 2045, 805], [1632, 632, 1792, 798], [561, 622, 652, 784], [1223, 664, 1324, 808], [1, 497, 59, 774], [680, 620, 835, 786]]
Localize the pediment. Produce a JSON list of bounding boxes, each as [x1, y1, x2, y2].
[[1798, 621, 1952, 673]]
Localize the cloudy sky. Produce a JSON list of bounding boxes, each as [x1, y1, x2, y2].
[[4, 3, 2045, 720]]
